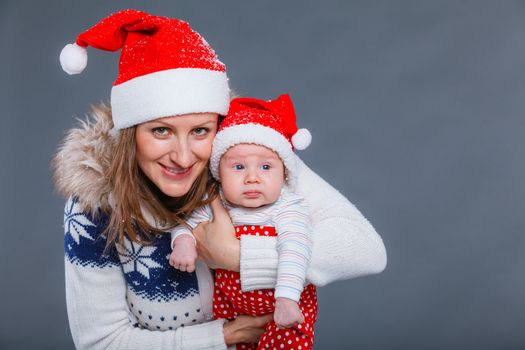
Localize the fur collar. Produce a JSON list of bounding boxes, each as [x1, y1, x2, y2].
[[53, 105, 116, 213]]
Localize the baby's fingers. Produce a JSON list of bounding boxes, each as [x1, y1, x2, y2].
[[186, 263, 196, 273]]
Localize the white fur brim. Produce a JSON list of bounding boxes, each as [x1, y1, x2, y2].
[[111, 68, 229, 129], [210, 123, 297, 188]]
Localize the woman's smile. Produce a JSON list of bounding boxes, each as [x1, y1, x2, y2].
[[159, 163, 194, 179], [135, 113, 218, 198]]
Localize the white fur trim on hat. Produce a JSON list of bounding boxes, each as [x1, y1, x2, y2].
[[210, 123, 298, 188], [110, 68, 230, 129]]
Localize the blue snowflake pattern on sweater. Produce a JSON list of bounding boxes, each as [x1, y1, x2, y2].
[[119, 234, 199, 302], [63, 197, 199, 302], [64, 197, 119, 268], [118, 238, 162, 279]]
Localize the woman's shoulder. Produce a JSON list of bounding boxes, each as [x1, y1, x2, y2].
[[52, 104, 115, 213], [294, 155, 350, 208], [63, 196, 119, 268]]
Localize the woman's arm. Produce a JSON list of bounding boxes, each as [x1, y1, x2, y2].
[[240, 156, 386, 290], [63, 197, 228, 350], [66, 263, 228, 350], [194, 156, 387, 291]]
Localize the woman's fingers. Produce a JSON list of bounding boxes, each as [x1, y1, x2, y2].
[[223, 314, 274, 346], [253, 313, 274, 327]]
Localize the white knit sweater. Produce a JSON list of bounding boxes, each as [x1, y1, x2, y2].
[[56, 109, 386, 350], [62, 156, 386, 349]]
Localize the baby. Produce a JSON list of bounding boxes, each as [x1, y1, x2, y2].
[[170, 94, 317, 350]]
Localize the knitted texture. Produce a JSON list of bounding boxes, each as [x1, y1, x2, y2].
[[63, 196, 227, 349], [241, 156, 388, 290], [54, 106, 387, 348]]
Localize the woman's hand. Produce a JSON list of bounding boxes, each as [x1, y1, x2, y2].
[[223, 314, 273, 346], [193, 198, 240, 271]]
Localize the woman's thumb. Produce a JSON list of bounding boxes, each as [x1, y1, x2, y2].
[[209, 197, 229, 222]]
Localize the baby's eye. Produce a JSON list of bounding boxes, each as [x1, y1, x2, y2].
[[234, 164, 245, 170], [153, 127, 170, 136], [261, 164, 271, 170], [193, 127, 209, 136]]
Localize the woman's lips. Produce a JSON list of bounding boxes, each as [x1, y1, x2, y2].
[[159, 163, 193, 180]]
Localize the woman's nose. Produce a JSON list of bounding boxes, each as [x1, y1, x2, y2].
[[169, 138, 194, 168]]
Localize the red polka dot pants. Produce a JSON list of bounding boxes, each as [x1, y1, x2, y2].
[[213, 225, 318, 350]]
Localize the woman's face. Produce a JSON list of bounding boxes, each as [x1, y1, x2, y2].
[[135, 113, 218, 198]]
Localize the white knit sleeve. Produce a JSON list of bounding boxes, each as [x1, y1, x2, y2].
[[64, 198, 228, 350], [65, 263, 228, 350], [239, 156, 386, 290]]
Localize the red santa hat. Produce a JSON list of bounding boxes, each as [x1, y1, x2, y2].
[[210, 94, 311, 187], [59, 9, 230, 129]]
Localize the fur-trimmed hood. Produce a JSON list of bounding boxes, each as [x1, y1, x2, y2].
[[53, 105, 116, 213]]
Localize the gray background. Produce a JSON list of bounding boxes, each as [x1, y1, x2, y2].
[[1, 0, 524, 349]]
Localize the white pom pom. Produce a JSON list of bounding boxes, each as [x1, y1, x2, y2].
[[292, 128, 312, 150], [60, 43, 88, 75]]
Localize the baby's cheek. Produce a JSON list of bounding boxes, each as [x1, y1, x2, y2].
[[266, 187, 283, 203], [221, 182, 240, 204]]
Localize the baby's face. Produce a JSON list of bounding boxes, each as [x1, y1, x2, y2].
[[219, 144, 285, 208]]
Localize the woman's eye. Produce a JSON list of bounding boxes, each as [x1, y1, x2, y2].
[[152, 127, 169, 136], [261, 164, 271, 170], [234, 164, 244, 170], [193, 127, 209, 136]]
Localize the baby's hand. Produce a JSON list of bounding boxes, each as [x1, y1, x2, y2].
[[274, 297, 304, 329], [169, 235, 197, 272]]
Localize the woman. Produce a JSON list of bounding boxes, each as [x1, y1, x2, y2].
[[54, 9, 386, 349]]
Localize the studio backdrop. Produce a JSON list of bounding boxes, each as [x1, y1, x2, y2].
[[1, 1, 524, 349]]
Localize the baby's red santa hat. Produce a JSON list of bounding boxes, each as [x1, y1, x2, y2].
[[59, 9, 230, 129], [210, 94, 311, 188]]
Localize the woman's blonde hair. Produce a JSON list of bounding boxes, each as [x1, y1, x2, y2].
[[104, 111, 219, 249]]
